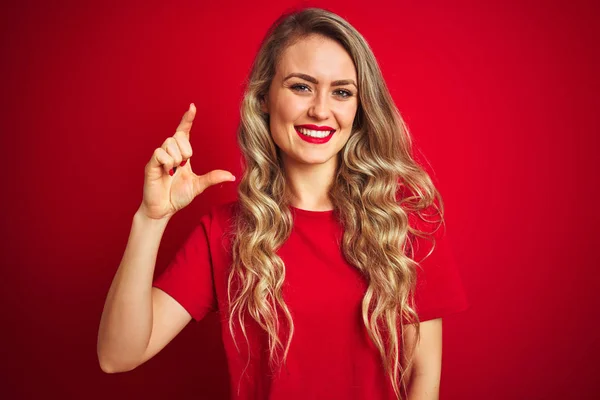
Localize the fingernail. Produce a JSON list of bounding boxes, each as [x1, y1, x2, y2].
[[180, 160, 187, 167], [231, 175, 236, 181], [169, 168, 175, 176]]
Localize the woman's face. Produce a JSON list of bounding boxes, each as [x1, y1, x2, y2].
[[262, 34, 359, 169]]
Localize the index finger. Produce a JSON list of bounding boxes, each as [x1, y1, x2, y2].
[[175, 103, 196, 138]]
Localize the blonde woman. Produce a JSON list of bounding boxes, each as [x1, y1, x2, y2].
[[98, 7, 468, 400]]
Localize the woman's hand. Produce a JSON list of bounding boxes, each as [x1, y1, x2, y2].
[[139, 103, 236, 220]]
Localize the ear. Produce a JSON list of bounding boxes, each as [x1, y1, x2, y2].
[[260, 94, 269, 114]]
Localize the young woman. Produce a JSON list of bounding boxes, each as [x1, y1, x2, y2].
[[97, 7, 468, 400]]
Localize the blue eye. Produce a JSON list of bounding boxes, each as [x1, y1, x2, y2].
[[291, 84, 310, 92], [335, 89, 353, 98], [290, 84, 353, 99]]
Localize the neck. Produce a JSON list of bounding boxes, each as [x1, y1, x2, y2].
[[282, 155, 337, 211]]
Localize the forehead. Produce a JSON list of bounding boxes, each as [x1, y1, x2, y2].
[[276, 34, 357, 81]]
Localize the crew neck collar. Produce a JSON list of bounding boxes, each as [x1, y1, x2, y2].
[[289, 205, 335, 217]]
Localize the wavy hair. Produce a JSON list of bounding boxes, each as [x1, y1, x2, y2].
[[227, 7, 444, 399]]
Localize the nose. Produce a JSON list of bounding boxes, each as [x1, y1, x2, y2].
[[307, 92, 330, 120]]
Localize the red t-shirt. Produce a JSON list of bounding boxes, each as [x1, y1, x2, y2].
[[152, 200, 469, 399]]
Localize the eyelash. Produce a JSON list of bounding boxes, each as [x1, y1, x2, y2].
[[290, 84, 354, 98]]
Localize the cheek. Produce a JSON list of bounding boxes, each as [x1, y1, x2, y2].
[[337, 104, 359, 129], [272, 94, 306, 122]]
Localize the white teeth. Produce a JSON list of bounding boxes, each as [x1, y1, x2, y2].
[[297, 127, 333, 138]]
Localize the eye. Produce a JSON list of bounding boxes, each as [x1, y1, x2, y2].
[[334, 89, 353, 98], [291, 83, 311, 92]]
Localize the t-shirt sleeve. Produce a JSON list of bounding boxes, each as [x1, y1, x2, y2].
[[152, 212, 218, 322], [409, 211, 470, 322]]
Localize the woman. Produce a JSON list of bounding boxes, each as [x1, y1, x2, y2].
[[97, 7, 468, 400]]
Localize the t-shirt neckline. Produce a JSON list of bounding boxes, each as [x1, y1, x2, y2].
[[289, 205, 335, 218]]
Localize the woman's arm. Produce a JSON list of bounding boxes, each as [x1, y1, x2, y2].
[[97, 209, 192, 372], [403, 318, 443, 400]]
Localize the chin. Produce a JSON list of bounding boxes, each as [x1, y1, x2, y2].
[[296, 154, 336, 165]]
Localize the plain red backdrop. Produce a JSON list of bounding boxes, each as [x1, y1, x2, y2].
[[1, 0, 598, 399]]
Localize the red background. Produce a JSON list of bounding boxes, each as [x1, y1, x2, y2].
[[2, 0, 598, 399]]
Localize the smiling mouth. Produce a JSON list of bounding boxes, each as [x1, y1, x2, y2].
[[295, 127, 336, 138]]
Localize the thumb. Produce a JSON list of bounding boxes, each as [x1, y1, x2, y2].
[[193, 169, 236, 196]]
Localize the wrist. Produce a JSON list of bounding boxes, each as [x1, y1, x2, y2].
[[134, 206, 172, 229]]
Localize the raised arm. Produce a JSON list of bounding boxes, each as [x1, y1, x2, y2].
[[96, 104, 235, 372]]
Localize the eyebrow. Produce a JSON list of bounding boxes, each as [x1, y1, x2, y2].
[[283, 73, 357, 88]]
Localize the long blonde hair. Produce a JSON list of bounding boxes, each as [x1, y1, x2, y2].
[[227, 7, 443, 399]]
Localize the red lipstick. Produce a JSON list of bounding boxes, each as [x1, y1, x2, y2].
[[294, 125, 336, 144], [295, 124, 335, 131]]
